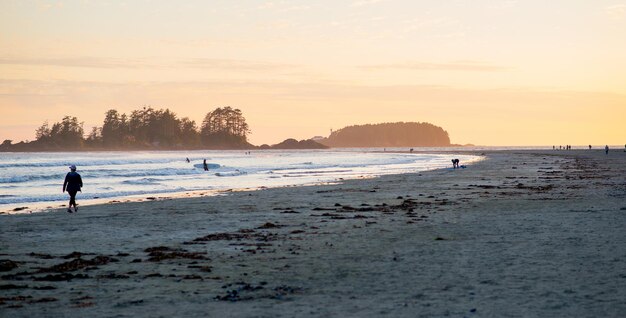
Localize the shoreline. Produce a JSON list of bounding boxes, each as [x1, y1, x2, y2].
[[0, 151, 484, 215], [1, 149, 625, 317]]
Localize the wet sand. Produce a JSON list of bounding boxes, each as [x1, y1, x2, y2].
[[1, 149, 625, 317]]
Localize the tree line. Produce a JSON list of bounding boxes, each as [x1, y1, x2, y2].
[[1, 106, 253, 151], [1, 112, 455, 151]]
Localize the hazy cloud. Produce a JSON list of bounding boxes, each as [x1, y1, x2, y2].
[[279, 5, 311, 12], [38, 0, 64, 11], [605, 4, 626, 19], [257, 1, 276, 10], [0, 56, 296, 71], [0, 56, 150, 69], [352, 0, 387, 7], [180, 58, 296, 71], [3, 79, 621, 105], [257, 2, 310, 12], [486, 0, 518, 10], [360, 61, 509, 72]]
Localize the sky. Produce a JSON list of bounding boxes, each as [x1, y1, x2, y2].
[[1, 0, 625, 146]]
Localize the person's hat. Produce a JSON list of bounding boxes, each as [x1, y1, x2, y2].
[[69, 165, 77, 170]]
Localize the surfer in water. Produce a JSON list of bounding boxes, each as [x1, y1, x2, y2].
[[63, 165, 83, 213]]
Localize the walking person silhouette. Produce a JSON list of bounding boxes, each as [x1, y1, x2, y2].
[[63, 165, 83, 213]]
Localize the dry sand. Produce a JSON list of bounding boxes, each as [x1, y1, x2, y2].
[[1, 149, 625, 317]]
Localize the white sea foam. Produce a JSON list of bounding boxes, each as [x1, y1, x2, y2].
[[0, 149, 481, 211]]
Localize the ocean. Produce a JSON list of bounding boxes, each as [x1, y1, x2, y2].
[[0, 149, 481, 212]]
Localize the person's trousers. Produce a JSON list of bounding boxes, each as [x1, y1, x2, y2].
[[68, 190, 78, 206]]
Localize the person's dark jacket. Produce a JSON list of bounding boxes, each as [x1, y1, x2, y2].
[[63, 171, 83, 193]]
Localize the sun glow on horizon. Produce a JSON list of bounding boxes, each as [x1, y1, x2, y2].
[[1, 0, 625, 146]]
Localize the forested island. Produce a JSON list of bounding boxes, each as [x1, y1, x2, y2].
[[318, 122, 451, 147], [1, 108, 454, 151], [0, 106, 328, 151]]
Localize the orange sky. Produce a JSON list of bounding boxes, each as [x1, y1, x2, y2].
[[1, 0, 625, 146]]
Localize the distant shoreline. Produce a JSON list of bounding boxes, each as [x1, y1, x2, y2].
[[2, 146, 621, 214], [0, 145, 460, 153], [0, 149, 483, 214], [3, 144, 624, 153]]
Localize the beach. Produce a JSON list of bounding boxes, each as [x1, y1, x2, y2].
[[1, 149, 625, 317]]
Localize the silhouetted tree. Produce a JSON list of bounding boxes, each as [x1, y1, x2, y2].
[[128, 107, 155, 146], [52, 116, 84, 147], [200, 106, 251, 148], [153, 108, 181, 146], [33, 116, 84, 149], [85, 126, 102, 147], [4, 105, 262, 151], [0, 140, 14, 151], [102, 109, 127, 148], [179, 117, 200, 147], [35, 121, 51, 143]]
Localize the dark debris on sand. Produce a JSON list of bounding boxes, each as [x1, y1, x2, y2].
[[62, 251, 95, 259], [37, 256, 117, 273], [186, 229, 282, 245], [28, 253, 54, 259], [97, 273, 130, 279], [0, 284, 28, 290], [2, 195, 441, 310], [0, 259, 19, 272], [0, 255, 119, 282], [215, 282, 303, 302], [33, 273, 90, 281], [257, 222, 283, 229], [0, 295, 58, 307], [144, 246, 208, 262]]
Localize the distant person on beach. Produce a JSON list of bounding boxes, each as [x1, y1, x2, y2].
[[589, 145, 592, 150], [605, 145, 609, 155], [186, 157, 190, 163], [203, 159, 209, 171], [63, 165, 82, 213], [451, 159, 459, 169]]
